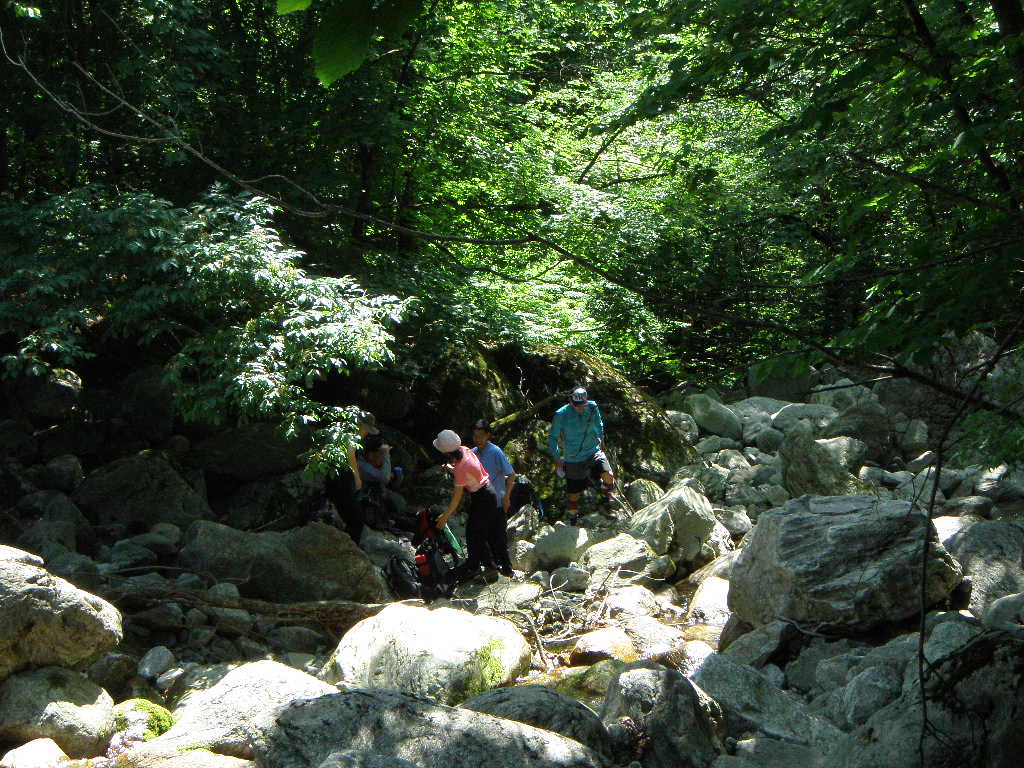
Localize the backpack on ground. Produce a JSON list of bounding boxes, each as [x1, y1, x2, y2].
[[382, 507, 463, 603], [384, 554, 421, 599], [508, 475, 545, 519]]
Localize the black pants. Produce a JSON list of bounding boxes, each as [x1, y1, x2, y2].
[[462, 483, 513, 575], [324, 470, 363, 544]]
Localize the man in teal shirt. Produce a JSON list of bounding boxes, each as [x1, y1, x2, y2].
[[548, 387, 615, 521]]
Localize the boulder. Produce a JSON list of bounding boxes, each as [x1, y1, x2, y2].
[[0, 560, 122, 679], [601, 663, 721, 768], [624, 479, 665, 510], [942, 495, 994, 518], [944, 520, 1024, 617], [177, 521, 389, 603], [818, 398, 893, 462], [826, 630, 1024, 768], [581, 538, 674, 588], [605, 585, 659, 618], [531, 525, 592, 571], [73, 453, 211, 530], [666, 411, 699, 445], [815, 437, 867, 472], [688, 652, 840, 745], [721, 621, 800, 670], [569, 628, 640, 666], [685, 395, 742, 441], [621, 616, 687, 661], [0, 546, 43, 567], [256, 689, 611, 768], [770, 404, 838, 434], [0, 667, 114, 758], [628, 484, 717, 566], [145, 660, 334, 758], [984, 592, 1024, 629], [685, 576, 732, 627], [319, 603, 531, 705], [778, 424, 862, 498], [190, 423, 307, 482], [0, 738, 69, 768], [809, 379, 874, 412], [755, 427, 784, 453], [728, 495, 962, 632], [461, 685, 610, 755], [550, 566, 590, 592], [3, 369, 81, 428], [316, 752, 418, 768]]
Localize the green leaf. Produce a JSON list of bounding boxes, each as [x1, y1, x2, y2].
[[276, 0, 312, 13], [375, 0, 423, 38], [313, 0, 374, 86]]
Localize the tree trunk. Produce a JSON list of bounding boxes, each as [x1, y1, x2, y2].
[[990, 0, 1024, 90]]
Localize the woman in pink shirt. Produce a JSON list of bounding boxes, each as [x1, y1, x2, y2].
[[433, 428, 513, 580]]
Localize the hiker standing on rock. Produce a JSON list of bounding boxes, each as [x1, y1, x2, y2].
[[549, 387, 614, 522], [433, 428, 514, 581]]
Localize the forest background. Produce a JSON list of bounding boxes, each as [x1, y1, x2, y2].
[[2, 0, 1022, 471]]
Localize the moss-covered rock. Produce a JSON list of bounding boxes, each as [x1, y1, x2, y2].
[[112, 698, 174, 741]]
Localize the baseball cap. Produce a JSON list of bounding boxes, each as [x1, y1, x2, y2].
[[432, 429, 461, 452], [570, 387, 588, 404]]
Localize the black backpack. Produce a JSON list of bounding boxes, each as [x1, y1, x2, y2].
[[508, 476, 544, 518], [384, 555, 421, 599]]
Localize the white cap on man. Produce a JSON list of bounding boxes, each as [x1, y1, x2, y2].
[[570, 387, 588, 404]]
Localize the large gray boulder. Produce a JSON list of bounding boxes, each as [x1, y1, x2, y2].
[[579, 534, 673, 586], [145, 660, 334, 758], [177, 521, 389, 603], [319, 603, 531, 705], [770, 403, 838, 434], [778, 424, 862, 498], [0, 560, 122, 679], [461, 685, 610, 756], [256, 689, 611, 768], [628, 483, 717, 566], [944, 520, 1024, 617], [818, 398, 894, 462], [685, 395, 742, 441], [729, 495, 962, 632], [0, 667, 114, 758], [531, 525, 592, 571], [601, 663, 721, 768], [826, 630, 1024, 768], [73, 453, 211, 530], [815, 437, 867, 472], [688, 652, 840, 745], [624, 479, 665, 510]]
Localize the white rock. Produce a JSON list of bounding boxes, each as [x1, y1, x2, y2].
[[319, 603, 531, 705]]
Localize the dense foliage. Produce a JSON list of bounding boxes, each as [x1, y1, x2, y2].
[[2, 0, 1022, 462]]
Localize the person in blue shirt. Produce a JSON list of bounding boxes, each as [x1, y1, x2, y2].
[[548, 387, 615, 521], [470, 419, 516, 576]]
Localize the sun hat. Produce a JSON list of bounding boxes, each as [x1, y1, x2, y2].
[[432, 429, 461, 452], [357, 412, 380, 435], [570, 387, 588, 404]]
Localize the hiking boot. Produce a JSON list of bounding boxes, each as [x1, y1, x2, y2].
[[482, 567, 500, 584]]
